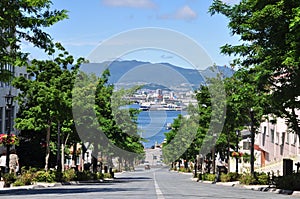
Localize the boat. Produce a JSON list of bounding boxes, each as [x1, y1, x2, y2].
[[139, 102, 151, 111], [166, 123, 172, 130], [162, 104, 182, 111], [139, 105, 150, 111]]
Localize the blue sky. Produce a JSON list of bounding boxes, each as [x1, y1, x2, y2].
[[24, 0, 241, 69]]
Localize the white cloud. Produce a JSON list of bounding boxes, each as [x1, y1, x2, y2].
[[102, 0, 156, 9], [175, 5, 197, 21], [159, 5, 197, 21]]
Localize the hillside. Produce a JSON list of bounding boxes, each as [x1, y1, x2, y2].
[[81, 60, 234, 90]]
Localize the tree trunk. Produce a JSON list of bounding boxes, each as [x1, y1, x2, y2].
[[57, 121, 62, 173], [44, 120, 51, 171], [61, 143, 65, 172], [72, 143, 77, 169], [92, 156, 97, 173], [212, 147, 216, 174], [61, 131, 69, 172], [81, 143, 86, 171], [227, 130, 230, 173]]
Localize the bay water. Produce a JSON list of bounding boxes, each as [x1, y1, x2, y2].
[[137, 110, 185, 148]]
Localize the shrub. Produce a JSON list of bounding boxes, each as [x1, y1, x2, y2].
[[13, 179, 25, 186], [76, 170, 97, 181], [220, 173, 231, 182], [62, 169, 77, 182], [97, 172, 104, 179], [34, 170, 55, 182], [17, 171, 35, 185], [273, 173, 300, 191], [103, 173, 112, 179], [228, 172, 240, 181], [3, 173, 17, 187], [220, 172, 240, 182], [239, 173, 257, 185], [178, 167, 192, 173], [12, 167, 37, 186], [202, 173, 216, 181], [256, 172, 269, 185]]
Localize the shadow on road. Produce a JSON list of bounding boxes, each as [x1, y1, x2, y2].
[[113, 176, 152, 183], [0, 186, 146, 196], [0, 176, 153, 196]]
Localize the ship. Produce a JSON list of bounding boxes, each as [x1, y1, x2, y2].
[[138, 102, 182, 111], [139, 102, 151, 111]]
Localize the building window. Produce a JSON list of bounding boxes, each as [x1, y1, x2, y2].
[[286, 131, 289, 144], [276, 132, 280, 144], [5, 106, 14, 132], [294, 132, 297, 145], [262, 126, 266, 146], [271, 129, 274, 143], [281, 132, 285, 146], [243, 141, 250, 150]]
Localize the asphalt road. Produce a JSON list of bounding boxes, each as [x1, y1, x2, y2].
[[0, 166, 294, 199]]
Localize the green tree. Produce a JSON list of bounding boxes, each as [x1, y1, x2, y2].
[[163, 71, 227, 169], [94, 70, 144, 169], [72, 70, 144, 172], [13, 44, 84, 171], [0, 0, 68, 80], [209, 0, 300, 136]]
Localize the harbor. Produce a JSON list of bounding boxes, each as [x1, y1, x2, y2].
[[137, 109, 185, 148]]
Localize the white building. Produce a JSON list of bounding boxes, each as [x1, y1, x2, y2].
[[230, 111, 300, 175], [0, 66, 28, 151]]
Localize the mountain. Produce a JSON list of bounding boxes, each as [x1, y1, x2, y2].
[[80, 60, 234, 90]]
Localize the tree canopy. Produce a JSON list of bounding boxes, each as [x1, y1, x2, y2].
[[13, 43, 84, 170], [0, 0, 68, 81], [209, 0, 300, 136]]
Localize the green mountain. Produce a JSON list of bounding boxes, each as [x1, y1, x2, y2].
[[81, 60, 234, 90]]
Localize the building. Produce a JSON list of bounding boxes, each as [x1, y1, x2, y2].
[[0, 66, 28, 152], [254, 111, 300, 174], [229, 110, 300, 175]]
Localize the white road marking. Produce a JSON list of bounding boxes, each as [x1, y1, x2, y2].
[[153, 172, 165, 199]]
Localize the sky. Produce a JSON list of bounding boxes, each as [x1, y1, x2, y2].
[[23, 0, 241, 69]]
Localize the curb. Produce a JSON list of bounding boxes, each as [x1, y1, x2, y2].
[[194, 179, 300, 196], [0, 178, 115, 192]]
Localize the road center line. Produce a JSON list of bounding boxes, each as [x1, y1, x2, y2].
[[153, 172, 165, 199]]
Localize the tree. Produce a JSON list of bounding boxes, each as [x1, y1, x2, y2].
[[13, 43, 84, 171], [209, 0, 300, 136], [94, 70, 144, 170], [72, 69, 144, 172], [162, 67, 228, 170], [0, 0, 68, 80]]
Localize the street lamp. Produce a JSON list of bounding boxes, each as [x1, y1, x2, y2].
[[250, 108, 255, 175], [235, 130, 240, 173], [5, 90, 14, 173]]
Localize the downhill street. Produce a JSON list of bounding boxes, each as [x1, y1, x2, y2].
[[0, 166, 293, 199]]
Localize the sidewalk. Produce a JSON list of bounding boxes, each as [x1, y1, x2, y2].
[[0, 178, 114, 192], [192, 177, 300, 197]]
